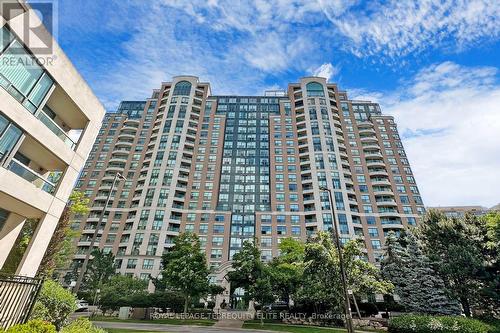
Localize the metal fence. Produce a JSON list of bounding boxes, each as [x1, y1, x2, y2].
[[0, 273, 43, 330]]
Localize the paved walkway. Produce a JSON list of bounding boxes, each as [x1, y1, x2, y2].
[[212, 310, 254, 329], [94, 321, 379, 333], [94, 321, 269, 333]]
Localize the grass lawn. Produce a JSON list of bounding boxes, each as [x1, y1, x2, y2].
[[92, 315, 215, 326], [242, 322, 385, 333], [242, 322, 348, 333], [105, 329, 170, 333]]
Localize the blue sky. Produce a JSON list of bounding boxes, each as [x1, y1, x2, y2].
[[52, 0, 500, 207]]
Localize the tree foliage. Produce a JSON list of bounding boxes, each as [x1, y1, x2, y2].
[[81, 249, 116, 303], [5, 319, 56, 333], [227, 239, 275, 324], [157, 233, 213, 313], [381, 230, 461, 315], [60, 317, 106, 333], [227, 239, 265, 301], [1, 219, 37, 274], [38, 191, 89, 276], [226, 233, 392, 317], [417, 211, 494, 316], [268, 238, 305, 307], [99, 275, 147, 314], [30, 279, 77, 330], [295, 232, 392, 314]]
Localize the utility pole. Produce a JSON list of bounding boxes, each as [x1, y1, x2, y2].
[[319, 186, 355, 333], [73, 173, 126, 293]]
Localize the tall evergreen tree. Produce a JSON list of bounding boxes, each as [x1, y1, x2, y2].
[[382, 231, 461, 315], [417, 211, 486, 316]]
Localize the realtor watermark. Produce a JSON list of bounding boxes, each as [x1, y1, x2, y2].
[[150, 311, 347, 321], [1, 0, 58, 66]]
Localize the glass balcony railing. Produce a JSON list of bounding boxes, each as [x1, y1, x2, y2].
[[36, 111, 76, 150], [7, 158, 56, 194]]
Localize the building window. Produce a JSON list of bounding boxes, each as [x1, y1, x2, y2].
[[407, 217, 417, 226], [172, 80, 192, 96], [142, 259, 154, 270], [306, 82, 325, 97], [126, 259, 137, 269], [0, 112, 22, 161], [371, 240, 382, 250], [261, 226, 271, 235], [368, 228, 379, 237], [0, 27, 54, 112], [366, 216, 376, 225]]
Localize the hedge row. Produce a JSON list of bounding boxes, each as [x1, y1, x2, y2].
[[1, 318, 104, 333], [389, 315, 494, 333]]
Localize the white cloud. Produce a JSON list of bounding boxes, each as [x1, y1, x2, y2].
[[321, 0, 500, 58], [58, 0, 331, 108], [311, 62, 339, 81], [353, 62, 500, 207], [58, 0, 500, 111]]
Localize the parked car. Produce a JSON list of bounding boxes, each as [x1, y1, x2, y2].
[[75, 299, 89, 312]]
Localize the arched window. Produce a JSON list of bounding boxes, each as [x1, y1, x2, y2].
[[306, 82, 324, 97], [172, 81, 192, 96]]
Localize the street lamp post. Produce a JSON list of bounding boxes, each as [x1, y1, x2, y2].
[[319, 186, 354, 333], [73, 172, 126, 294]]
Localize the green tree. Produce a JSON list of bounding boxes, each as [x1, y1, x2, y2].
[[268, 238, 304, 307], [295, 232, 392, 314], [417, 211, 487, 316], [253, 269, 275, 326], [82, 249, 116, 304], [481, 212, 500, 315], [1, 219, 38, 274], [60, 317, 106, 333], [30, 279, 77, 330], [99, 275, 147, 314], [381, 231, 461, 315], [227, 239, 267, 304], [38, 191, 89, 277], [158, 233, 212, 313], [486, 211, 500, 250], [228, 239, 276, 321]]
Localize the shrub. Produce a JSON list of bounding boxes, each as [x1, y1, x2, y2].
[[389, 314, 494, 333], [30, 280, 77, 330], [5, 320, 56, 333], [60, 318, 106, 333], [149, 291, 185, 312], [126, 292, 151, 308]]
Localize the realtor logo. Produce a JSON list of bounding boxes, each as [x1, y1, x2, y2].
[[1, 0, 57, 54]]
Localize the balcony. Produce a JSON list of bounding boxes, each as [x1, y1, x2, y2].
[[369, 169, 389, 177], [4, 135, 65, 195], [358, 128, 376, 135], [36, 109, 77, 149], [364, 152, 383, 159], [371, 179, 391, 186], [41, 87, 89, 148], [362, 144, 380, 150], [373, 188, 394, 196], [7, 158, 57, 194], [366, 160, 385, 168]]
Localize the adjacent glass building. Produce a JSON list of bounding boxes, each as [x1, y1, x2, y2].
[[69, 76, 425, 288], [0, 3, 105, 277]]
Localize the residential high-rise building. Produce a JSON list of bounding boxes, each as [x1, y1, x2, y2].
[[427, 205, 497, 218], [69, 76, 424, 290], [0, 2, 105, 276]]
